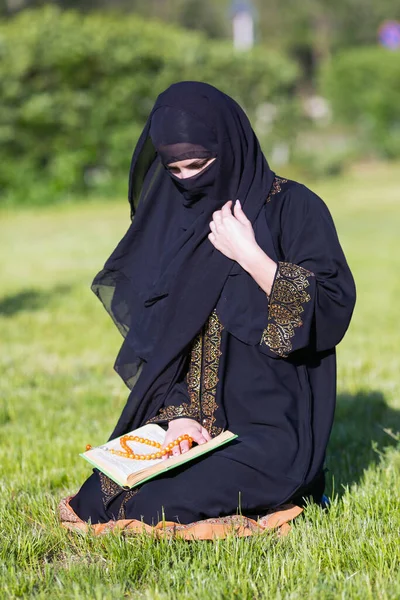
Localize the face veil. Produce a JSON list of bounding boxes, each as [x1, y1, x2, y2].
[[91, 81, 277, 438], [149, 105, 219, 224]]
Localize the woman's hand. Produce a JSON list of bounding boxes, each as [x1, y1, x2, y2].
[[208, 199, 277, 296], [208, 200, 258, 264], [162, 418, 211, 460]]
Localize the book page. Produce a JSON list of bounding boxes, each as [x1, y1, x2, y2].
[[81, 425, 238, 489], [81, 423, 167, 486], [127, 430, 237, 487]]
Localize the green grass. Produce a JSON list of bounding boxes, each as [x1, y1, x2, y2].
[[1, 163, 399, 599]]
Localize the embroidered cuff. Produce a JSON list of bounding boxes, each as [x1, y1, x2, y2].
[[261, 262, 315, 358], [146, 402, 201, 425]]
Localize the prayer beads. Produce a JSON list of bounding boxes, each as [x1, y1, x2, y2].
[[88, 433, 193, 460]]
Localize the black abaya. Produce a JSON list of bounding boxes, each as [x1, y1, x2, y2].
[[70, 175, 355, 525]]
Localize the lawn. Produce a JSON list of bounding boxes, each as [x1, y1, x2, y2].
[[1, 163, 399, 599]]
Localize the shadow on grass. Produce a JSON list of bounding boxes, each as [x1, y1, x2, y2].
[[326, 390, 400, 495], [0, 285, 73, 317]]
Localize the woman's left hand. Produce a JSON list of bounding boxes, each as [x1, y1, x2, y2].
[[208, 200, 259, 266]]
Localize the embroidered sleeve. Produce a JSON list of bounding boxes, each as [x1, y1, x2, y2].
[[260, 262, 315, 358], [145, 396, 200, 424]]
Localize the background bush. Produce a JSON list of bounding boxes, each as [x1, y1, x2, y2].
[[1, 7, 398, 206], [320, 47, 400, 159], [0, 7, 300, 206]]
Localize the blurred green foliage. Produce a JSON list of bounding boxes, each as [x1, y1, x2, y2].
[[0, 6, 299, 205], [320, 47, 400, 158], [4, 1, 400, 59], [0, 5, 399, 205]]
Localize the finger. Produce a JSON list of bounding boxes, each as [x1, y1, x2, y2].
[[201, 427, 212, 442], [172, 444, 181, 457], [233, 199, 249, 224], [208, 232, 218, 247], [191, 431, 208, 445], [212, 211, 223, 228], [221, 201, 233, 218], [212, 220, 221, 234], [209, 220, 216, 233], [180, 440, 190, 453], [161, 438, 170, 450], [161, 443, 171, 459]]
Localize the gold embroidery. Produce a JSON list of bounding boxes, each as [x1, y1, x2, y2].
[[146, 310, 224, 437], [201, 310, 224, 437], [261, 262, 314, 358], [99, 472, 123, 508], [187, 331, 202, 418], [117, 488, 139, 520], [266, 176, 288, 203], [100, 472, 140, 517], [144, 401, 199, 422]]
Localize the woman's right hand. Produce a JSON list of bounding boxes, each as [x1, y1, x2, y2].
[[162, 418, 212, 459]]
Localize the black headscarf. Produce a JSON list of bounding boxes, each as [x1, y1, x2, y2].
[[92, 82, 277, 437]]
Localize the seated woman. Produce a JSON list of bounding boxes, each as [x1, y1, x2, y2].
[[65, 82, 356, 531]]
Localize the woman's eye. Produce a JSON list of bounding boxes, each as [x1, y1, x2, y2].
[[189, 162, 207, 170]]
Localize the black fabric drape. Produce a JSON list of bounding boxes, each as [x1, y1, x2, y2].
[[91, 82, 276, 439], [70, 174, 356, 524], [68, 81, 357, 526], [147, 177, 356, 494]]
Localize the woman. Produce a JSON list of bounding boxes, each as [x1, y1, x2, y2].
[[66, 82, 356, 529]]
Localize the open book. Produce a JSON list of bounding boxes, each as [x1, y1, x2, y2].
[[81, 423, 237, 489]]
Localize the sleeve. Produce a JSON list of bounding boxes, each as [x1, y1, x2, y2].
[[260, 184, 356, 358], [145, 379, 201, 426], [145, 335, 202, 426]]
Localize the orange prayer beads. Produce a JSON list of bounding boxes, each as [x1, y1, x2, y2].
[[105, 433, 193, 460]]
